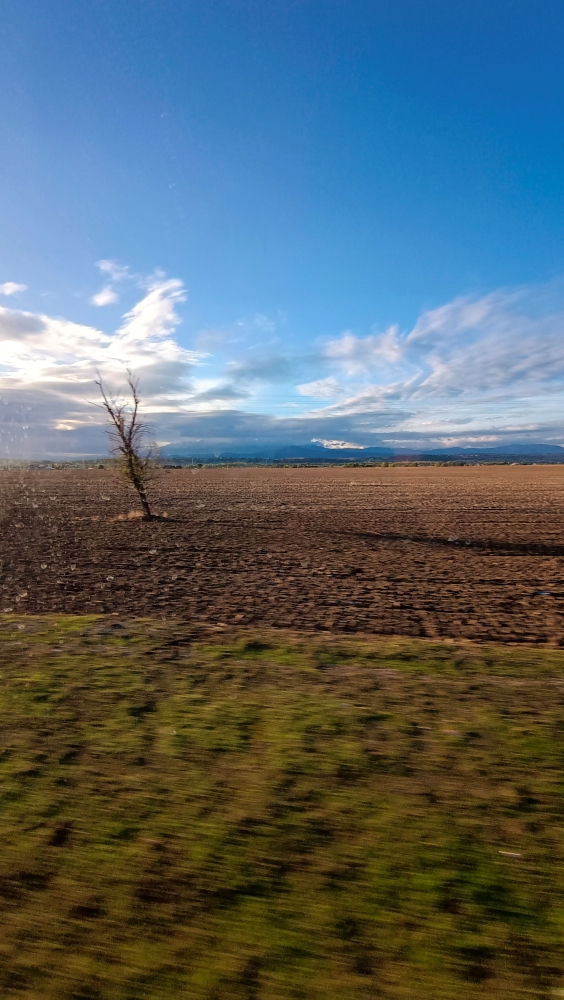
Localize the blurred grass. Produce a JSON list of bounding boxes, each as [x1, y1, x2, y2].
[[1, 615, 564, 999]]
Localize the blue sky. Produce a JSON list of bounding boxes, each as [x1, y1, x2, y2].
[[2, 0, 564, 456]]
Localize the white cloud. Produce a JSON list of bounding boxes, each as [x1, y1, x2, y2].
[[311, 438, 367, 450], [405, 293, 564, 397], [0, 271, 202, 457], [324, 283, 564, 406], [91, 286, 119, 307], [96, 259, 130, 282], [297, 377, 342, 398], [325, 326, 403, 374], [314, 384, 402, 415], [90, 259, 132, 306], [0, 282, 27, 296], [3, 271, 564, 458]]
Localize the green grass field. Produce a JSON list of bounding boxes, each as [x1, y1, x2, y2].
[[1, 615, 564, 999]]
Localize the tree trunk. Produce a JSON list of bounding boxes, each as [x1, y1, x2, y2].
[[127, 456, 154, 520]]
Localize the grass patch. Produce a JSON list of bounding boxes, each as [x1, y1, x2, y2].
[[1, 616, 564, 998]]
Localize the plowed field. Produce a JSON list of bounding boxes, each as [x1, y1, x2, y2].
[[2, 464, 564, 642]]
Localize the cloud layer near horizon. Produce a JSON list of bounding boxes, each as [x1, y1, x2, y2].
[[2, 269, 564, 458]]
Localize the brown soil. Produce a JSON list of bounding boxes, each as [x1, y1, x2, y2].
[[2, 464, 564, 642]]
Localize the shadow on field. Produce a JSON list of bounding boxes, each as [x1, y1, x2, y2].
[[352, 529, 564, 557]]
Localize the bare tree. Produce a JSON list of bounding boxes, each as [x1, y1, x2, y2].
[[95, 371, 158, 520]]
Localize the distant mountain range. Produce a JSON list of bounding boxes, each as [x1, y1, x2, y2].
[[161, 441, 564, 462]]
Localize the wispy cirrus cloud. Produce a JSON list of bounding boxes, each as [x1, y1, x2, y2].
[[325, 326, 403, 374], [296, 377, 343, 399], [324, 283, 564, 404], [90, 259, 132, 307]]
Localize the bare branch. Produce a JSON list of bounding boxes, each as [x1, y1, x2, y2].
[[95, 372, 158, 520]]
